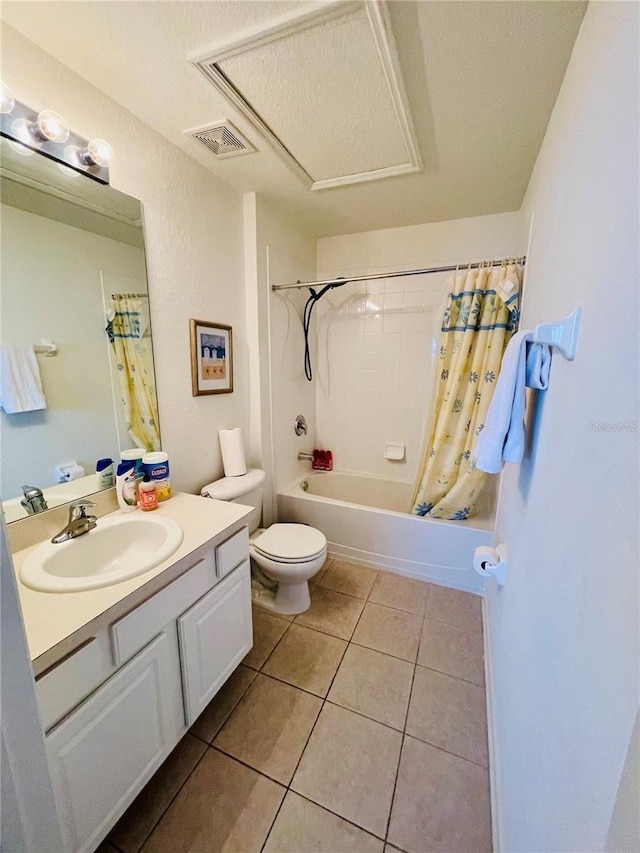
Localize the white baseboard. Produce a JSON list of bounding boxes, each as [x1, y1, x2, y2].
[[327, 540, 484, 595], [482, 595, 502, 852]]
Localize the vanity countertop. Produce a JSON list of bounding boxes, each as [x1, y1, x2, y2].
[[11, 492, 252, 675]]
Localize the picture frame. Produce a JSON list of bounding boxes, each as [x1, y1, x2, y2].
[[190, 319, 233, 396]]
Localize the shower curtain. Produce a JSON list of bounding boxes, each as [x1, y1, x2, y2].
[[411, 263, 521, 520], [106, 294, 160, 451]]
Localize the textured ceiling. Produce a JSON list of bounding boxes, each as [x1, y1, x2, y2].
[[1, 1, 587, 238], [215, 7, 410, 181]]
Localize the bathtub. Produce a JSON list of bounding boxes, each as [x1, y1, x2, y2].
[[277, 472, 494, 594]]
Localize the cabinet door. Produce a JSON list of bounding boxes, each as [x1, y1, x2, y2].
[[178, 559, 252, 725], [45, 630, 183, 853]]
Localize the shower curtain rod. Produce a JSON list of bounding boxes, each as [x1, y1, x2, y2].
[[271, 256, 526, 291]]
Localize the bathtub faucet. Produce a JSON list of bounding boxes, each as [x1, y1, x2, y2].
[[297, 452, 314, 462]]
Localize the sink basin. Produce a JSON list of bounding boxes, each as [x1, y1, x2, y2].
[[20, 514, 184, 593]]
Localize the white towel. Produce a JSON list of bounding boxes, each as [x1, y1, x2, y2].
[[0, 344, 47, 414], [475, 330, 551, 473]]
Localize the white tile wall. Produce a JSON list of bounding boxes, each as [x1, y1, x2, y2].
[[266, 247, 317, 494], [315, 211, 526, 487], [316, 273, 447, 483]]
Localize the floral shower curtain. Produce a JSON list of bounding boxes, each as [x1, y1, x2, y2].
[[106, 294, 160, 451], [411, 263, 521, 520]]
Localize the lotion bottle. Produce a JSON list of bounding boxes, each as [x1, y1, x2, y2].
[[138, 472, 158, 512], [116, 460, 138, 512]]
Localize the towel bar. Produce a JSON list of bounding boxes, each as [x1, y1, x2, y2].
[[533, 306, 581, 361]]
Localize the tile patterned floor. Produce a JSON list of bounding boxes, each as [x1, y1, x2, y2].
[[105, 559, 491, 853]]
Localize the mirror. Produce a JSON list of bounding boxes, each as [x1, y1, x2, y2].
[[1, 137, 161, 522]]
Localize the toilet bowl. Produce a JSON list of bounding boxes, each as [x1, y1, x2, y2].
[[249, 524, 327, 614], [201, 469, 326, 615]]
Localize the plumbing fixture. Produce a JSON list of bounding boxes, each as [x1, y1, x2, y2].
[[20, 485, 48, 515], [294, 415, 308, 436], [301, 480, 309, 492], [298, 452, 313, 462], [51, 499, 97, 544], [301, 279, 347, 380]]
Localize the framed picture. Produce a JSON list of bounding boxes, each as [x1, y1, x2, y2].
[[190, 319, 233, 395]]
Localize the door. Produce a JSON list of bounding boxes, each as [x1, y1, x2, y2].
[[178, 560, 252, 725], [45, 630, 183, 853]]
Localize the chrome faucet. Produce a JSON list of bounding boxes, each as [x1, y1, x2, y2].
[[294, 415, 308, 436], [297, 452, 314, 462], [51, 500, 97, 544], [21, 485, 49, 515]]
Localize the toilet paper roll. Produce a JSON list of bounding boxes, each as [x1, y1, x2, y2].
[[219, 428, 247, 477], [56, 461, 86, 482], [473, 545, 500, 577]]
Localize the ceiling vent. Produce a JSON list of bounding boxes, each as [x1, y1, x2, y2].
[[191, 2, 421, 190], [189, 121, 254, 159]]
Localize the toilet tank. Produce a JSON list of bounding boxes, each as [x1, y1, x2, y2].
[[201, 468, 266, 534]]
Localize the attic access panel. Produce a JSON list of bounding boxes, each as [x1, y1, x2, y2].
[[192, 1, 422, 190]]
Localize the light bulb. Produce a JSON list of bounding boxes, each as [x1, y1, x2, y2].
[[1, 80, 15, 114], [58, 163, 80, 178], [12, 118, 34, 146], [85, 138, 114, 167], [36, 109, 70, 143], [7, 139, 34, 157]]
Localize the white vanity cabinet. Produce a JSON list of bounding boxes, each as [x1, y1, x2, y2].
[[35, 523, 252, 853], [179, 558, 252, 724], [45, 630, 183, 853]]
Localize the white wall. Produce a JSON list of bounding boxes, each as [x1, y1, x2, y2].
[[487, 4, 639, 851], [316, 213, 524, 486], [244, 193, 317, 524], [2, 26, 248, 495], [1, 205, 146, 498]]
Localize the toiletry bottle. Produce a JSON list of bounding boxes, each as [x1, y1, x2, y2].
[[120, 448, 146, 478], [138, 472, 158, 512], [116, 460, 138, 512], [142, 451, 171, 501], [96, 457, 114, 489]]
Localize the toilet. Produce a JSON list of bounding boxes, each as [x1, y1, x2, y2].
[[201, 469, 326, 614]]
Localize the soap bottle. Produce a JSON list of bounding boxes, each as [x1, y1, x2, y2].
[[116, 460, 138, 512], [138, 472, 158, 512], [96, 457, 114, 489]]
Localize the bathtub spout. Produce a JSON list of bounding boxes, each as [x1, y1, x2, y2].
[[298, 452, 314, 462]]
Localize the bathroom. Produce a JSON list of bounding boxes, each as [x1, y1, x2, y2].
[[1, 2, 638, 852]]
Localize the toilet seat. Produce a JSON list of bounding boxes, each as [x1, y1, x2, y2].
[[251, 523, 326, 564]]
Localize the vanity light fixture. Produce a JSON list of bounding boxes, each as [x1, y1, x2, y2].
[[7, 139, 35, 157], [76, 138, 114, 168], [57, 162, 80, 178], [0, 81, 15, 114], [32, 109, 70, 143], [0, 79, 112, 184]]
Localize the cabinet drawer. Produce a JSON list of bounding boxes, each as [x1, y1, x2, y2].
[[46, 631, 183, 853], [216, 526, 249, 578], [111, 552, 216, 666], [36, 634, 115, 733], [178, 560, 252, 725]]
